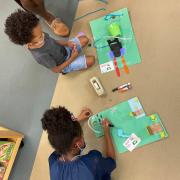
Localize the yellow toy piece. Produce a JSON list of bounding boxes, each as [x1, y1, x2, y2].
[[150, 114, 156, 121], [134, 97, 139, 102], [160, 131, 165, 138], [129, 112, 134, 117]]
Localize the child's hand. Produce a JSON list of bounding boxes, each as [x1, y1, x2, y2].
[[102, 119, 110, 134], [67, 41, 76, 48], [70, 46, 79, 60], [77, 108, 93, 121]]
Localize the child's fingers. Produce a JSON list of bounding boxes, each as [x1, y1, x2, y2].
[[73, 45, 77, 51], [102, 119, 110, 127], [82, 107, 93, 114], [82, 110, 91, 117], [72, 47, 78, 54]]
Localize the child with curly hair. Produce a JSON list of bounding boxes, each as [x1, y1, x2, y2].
[[4, 9, 95, 74], [41, 106, 116, 180]]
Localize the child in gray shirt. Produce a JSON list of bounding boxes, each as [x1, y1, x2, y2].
[[4, 9, 95, 73]]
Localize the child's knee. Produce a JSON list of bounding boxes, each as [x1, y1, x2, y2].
[[86, 56, 95, 68], [79, 36, 89, 47]]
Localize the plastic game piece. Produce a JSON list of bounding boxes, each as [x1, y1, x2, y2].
[[88, 116, 104, 134], [104, 13, 124, 21], [120, 47, 126, 56], [120, 48, 130, 74], [108, 22, 122, 37], [108, 50, 121, 77], [134, 97, 139, 102], [128, 98, 145, 119], [160, 131, 165, 138], [108, 51, 114, 59], [150, 114, 157, 121], [108, 48, 121, 77], [147, 126, 153, 135], [129, 112, 134, 117], [92, 120, 99, 126], [117, 129, 130, 138], [130, 109, 144, 118], [115, 60, 120, 77], [107, 39, 122, 57], [147, 123, 163, 135], [113, 58, 120, 77]]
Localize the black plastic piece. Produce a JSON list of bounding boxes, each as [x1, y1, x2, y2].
[[107, 38, 122, 57]]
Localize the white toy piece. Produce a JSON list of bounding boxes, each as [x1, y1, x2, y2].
[[90, 77, 105, 96]]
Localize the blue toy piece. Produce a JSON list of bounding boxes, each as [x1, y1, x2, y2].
[[117, 128, 130, 138], [104, 13, 124, 21], [120, 47, 126, 56], [108, 51, 114, 59]]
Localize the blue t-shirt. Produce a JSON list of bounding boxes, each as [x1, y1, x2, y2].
[[49, 150, 116, 180]]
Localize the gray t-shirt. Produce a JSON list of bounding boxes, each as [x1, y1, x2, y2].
[[29, 33, 68, 69]]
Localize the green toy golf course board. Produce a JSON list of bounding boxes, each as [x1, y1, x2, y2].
[[89, 97, 168, 153], [89, 8, 141, 73]]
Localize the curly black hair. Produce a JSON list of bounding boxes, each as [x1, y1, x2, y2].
[[4, 9, 39, 45], [41, 106, 82, 154]]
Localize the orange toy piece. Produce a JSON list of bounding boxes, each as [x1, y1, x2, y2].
[[121, 56, 129, 74]]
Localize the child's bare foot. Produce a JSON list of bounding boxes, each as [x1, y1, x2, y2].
[[77, 108, 93, 121]]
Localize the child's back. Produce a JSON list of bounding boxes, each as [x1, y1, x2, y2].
[[41, 107, 116, 180], [49, 150, 116, 180]]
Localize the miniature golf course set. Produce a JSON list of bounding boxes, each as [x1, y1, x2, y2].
[[88, 8, 168, 153]]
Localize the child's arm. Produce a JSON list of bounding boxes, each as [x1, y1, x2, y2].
[[56, 40, 68, 46], [51, 47, 78, 73], [102, 119, 116, 160], [56, 40, 75, 48]]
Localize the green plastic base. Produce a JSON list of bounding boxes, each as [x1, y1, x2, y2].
[[90, 8, 141, 71], [89, 97, 168, 153]]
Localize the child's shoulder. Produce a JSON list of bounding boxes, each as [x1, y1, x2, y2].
[[48, 151, 59, 164], [83, 150, 102, 159], [88, 150, 102, 155]]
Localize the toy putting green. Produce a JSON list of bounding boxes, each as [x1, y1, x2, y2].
[[88, 97, 168, 153], [90, 8, 141, 73]]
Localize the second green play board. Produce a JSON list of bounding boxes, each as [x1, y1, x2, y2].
[[90, 8, 141, 73], [88, 97, 168, 153]]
